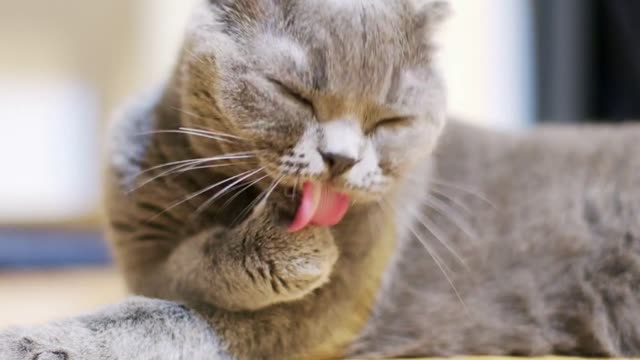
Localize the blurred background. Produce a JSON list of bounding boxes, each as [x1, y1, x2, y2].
[[0, 0, 638, 326]]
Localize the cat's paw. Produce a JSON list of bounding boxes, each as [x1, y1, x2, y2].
[[261, 224, 338, 299], [221, 202, 339, 309], [0, 324, 107, 360], [0, 329, 72, 360]]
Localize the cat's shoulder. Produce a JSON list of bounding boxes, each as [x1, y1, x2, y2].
[[106, 84, 177, 190], [108, 85, 166, 152]]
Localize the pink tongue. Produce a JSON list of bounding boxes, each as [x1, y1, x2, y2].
[[288, 182, 350, 232]]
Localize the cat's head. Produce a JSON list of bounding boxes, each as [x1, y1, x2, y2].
[[178, 0, 450, 203]]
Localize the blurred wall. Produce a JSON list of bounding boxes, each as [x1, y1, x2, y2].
[[134, 0, 201, 88], [0, 0, 138, 224], [0, 0, 138, 116], [535, 0, 640, 123], [441, 0, 536, 129]]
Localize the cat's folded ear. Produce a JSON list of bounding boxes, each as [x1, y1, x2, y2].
[[206, 0, 269, 25], [412, 0, 452, 32]]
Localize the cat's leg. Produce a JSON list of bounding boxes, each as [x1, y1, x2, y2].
[[166, 202, 339, 311], [0, 297, 230, 360]]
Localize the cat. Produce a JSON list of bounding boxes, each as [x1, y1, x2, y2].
[[3, 0, 640, 359]]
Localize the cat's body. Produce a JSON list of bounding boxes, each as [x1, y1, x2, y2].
[[354, 121, 640, 357], [2, 1, 640, 359]]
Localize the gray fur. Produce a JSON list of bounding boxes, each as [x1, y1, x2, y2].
[[2, 0, 640, 359], [0, 298, 230, 360], [351, 121, 640, 358]]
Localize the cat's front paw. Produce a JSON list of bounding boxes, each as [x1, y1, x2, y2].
[[0, 323, 108, 360], [261, 224, 338, 298], [216, 202, 339, 310], [0, 329, 72, 360]]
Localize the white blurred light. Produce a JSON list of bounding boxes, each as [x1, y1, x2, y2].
[[439, 0, 536, 129], [0, 80, 99, 222]]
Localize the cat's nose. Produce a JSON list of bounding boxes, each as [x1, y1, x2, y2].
[[319, 151, 358, 176]]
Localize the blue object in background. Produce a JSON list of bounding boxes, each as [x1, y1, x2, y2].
[[0, 230, 111, 269]]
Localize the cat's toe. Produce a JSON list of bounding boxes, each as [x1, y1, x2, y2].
[[0, 330, 72, 360], [0, 332, 36, 360], [272, 228, 339, 295], [34, 352, 68, 360]]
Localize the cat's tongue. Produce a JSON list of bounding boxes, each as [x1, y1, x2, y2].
[[288, 182, 350, 232]]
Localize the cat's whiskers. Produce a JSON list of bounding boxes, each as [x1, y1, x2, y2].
[[221, 174, 270, 209], [422, 195, 478, 244], [429, 187, 472, 214], [172, 108, 245, 139], [234, 175, 284, 225], [428, 178, 497, 210], [380, 199, 470, 271], [175, 160, 256, 174], [192, 167, 266, 217], [406, 227, 469, 316], [150, 168, 262, 221], [136, 152, 255, 175], [378, 198, 470, 316], [139, 129, 237, 144], [140, 159, 252, 189], [234, 187, 269, 226], [134, 159, 209, 185], [379, 199, 453, 275], [179, 127, 245, 141], [130, 152, 257, 192], [257, 175, 285, 211], [407, 207, 471, 272], [288, 179, 299, 200]]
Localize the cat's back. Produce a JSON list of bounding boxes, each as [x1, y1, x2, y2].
[[433, 120, 640, 285], [436, 119, 640, 184], [353, 120, 640, 357], [434, 120, 640, 240]]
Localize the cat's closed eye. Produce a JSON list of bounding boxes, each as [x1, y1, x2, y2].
[[267, 78, 315, 112], [370, 116, 414, 133]]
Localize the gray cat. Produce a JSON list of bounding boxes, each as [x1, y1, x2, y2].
[[3, 0, 640, 359]]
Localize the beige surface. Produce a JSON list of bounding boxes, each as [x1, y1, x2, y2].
[[0, 267, 126, 328]]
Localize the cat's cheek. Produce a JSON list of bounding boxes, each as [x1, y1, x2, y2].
[[380, 125, 436, 165]]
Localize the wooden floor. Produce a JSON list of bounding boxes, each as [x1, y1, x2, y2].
[[0, 267, 126, 328]]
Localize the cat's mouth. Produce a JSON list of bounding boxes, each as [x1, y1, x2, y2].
[[287, 181, 350, 232]]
